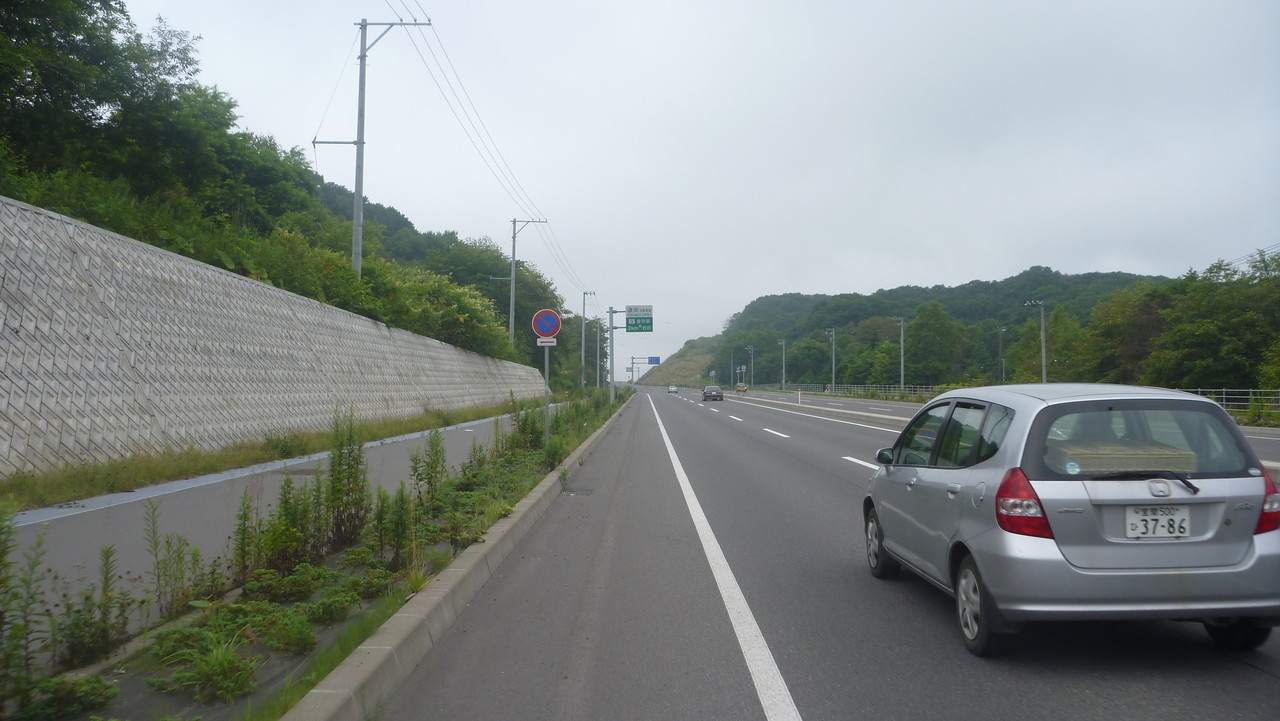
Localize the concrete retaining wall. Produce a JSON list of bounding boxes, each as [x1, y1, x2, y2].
[[0, 195, 544, 478]]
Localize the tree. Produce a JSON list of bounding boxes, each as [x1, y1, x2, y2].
[[1078, 282, 1172, 383], [1143, 260, 1279, 389], [905, 301, 968, 385]]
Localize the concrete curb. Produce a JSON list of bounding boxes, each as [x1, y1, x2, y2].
[[281, 395, 633, 721]]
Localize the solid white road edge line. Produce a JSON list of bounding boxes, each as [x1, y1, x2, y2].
[[763, 429, 790, 438], [843, 456, 878, 470], [647, 396, 803, 721]]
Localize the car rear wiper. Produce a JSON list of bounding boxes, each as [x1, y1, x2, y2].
[[1090, 470, 1201, 495]]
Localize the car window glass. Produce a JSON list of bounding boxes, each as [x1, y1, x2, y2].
[[1034, 403, 1249, 477], [936, 403, 985, 468], [976, 404, 1014, 464], [897, 403, 949, 466]]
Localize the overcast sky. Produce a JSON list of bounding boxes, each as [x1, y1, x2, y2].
[[121, 0, 1280, 376]]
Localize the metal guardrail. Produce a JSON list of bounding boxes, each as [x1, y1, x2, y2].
[[757, 384, 1280, 420], [1180, 389, 1280, 417]]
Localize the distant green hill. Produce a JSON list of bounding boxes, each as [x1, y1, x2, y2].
[[650, 265, 1195, 389], [724, 266, 1160, 336]]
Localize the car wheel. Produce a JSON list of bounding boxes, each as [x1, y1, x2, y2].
[[1204, 619, 1272, 650], [956, 555, 1007, 656], [865, 508, 900, 579]]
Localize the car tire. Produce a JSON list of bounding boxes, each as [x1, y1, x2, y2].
[[865, 508, 900, 579], [1203, 619, 1273, 650], [956, 555, 1007, 657]]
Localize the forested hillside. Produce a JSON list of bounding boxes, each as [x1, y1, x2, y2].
[[0, 0, 603, 387], [650, 259, 1280, 392]]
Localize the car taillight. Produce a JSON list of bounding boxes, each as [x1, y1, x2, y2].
[[1254, 468, 1280, 535], [995, 467, 1053, 538]]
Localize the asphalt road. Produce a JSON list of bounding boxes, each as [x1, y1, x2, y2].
[[381, 388, 1280, 721]]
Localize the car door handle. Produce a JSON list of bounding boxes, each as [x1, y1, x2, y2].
[[906, 478, 918, 488], [946, 483, 962, 497]]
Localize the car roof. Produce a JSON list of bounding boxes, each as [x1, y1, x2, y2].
[[935, 383, 1211, 409]]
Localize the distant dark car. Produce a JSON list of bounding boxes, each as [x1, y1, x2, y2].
[[702, 385, 724, 401]]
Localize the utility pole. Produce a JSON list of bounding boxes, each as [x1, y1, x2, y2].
[[595, 321, 602, 388], [314, 18, 431, 279], [503, 218, 547, 344], [581, 291, 595, 389], [1025, 300, 1046, 382], [745, 345, 754, 387]]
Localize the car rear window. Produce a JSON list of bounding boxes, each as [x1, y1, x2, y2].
[[1025, 399, 1255, 479]]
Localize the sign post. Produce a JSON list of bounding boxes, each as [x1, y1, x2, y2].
[[531, 309, 562, 446]]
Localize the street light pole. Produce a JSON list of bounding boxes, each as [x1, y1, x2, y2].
[[778, 339, 786, 388], [997, 326, 1006, 383], [832, 329, 839, 392], [745, 345, 754, 387], [1025, 300, 1046, 382], [892, 317, 905, 392]]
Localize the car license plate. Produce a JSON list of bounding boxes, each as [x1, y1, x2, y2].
[[1126, 504, 1190, 538]]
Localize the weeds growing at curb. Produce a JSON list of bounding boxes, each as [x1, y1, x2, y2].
[[0, 389, 629, 719]]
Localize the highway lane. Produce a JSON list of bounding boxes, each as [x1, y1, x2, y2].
[[382, 389, 1280, 720], [724, 388, 1280, 468]]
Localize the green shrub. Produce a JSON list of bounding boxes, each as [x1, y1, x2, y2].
[[301, 589, 361, 625], [150, 634, 261, 704], [14, 675, 118, 721]]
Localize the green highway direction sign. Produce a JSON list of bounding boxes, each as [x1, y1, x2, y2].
[[626, 304, 653, 332]]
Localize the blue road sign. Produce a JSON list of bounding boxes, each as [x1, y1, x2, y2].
[[532, 309, 562, 338]]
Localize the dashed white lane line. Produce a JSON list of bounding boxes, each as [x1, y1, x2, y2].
[[843, 456, 878, 470], [763, 429, 790, 438], [729, 416, 744, 422]]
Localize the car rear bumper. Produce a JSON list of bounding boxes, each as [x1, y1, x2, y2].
[[970, 529, 1280, 622]]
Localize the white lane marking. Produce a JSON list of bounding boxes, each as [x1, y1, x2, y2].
[[729, 416, 744, 422], [843, 456, 879, 470], [868, 407, 892, 412], [727, 400, 898, 433], [646, 397, 803, 721], [828, 403, 844, 407], [763, 428, 790, 438], [708, 408, 721, 413]]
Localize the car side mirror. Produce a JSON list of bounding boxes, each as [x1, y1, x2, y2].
[[876, 447, 895, 465]]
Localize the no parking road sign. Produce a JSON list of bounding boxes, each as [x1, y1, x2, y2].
[[532, 308, 562, 338]]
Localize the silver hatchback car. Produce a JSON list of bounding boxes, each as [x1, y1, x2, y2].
[[864, 384, 1280, 656]]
